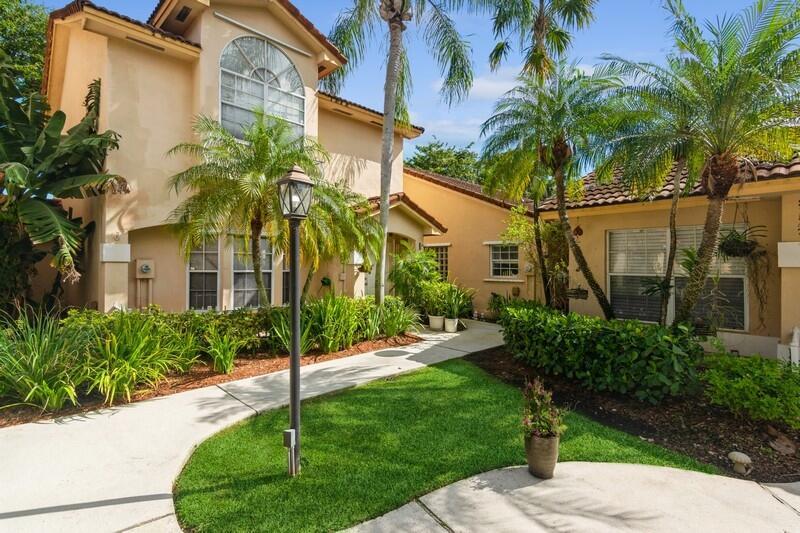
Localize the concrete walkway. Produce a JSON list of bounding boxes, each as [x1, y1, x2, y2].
[[0, 320, 503, 533], [349, 463, 800, 533]]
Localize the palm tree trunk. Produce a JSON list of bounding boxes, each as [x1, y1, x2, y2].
[[250, 216, 270, 307], [301, 265, 316, 303], [555, 167, 615, 319], [674, 194, 725, 325], [532, 202, 551, 307], [374, 19, 405, 306], [660, 158, 685, 325]]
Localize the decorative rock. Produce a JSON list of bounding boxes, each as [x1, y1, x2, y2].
[[728, 451, 752, 475]]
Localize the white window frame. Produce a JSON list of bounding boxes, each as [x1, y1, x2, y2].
[[229, 235, 276, 309], [605, 226, 749, 331], [186, 238, 221, 311], [219, 36, 306, 139], [487, 242, 520, 280], [424, 244, 450, 280]]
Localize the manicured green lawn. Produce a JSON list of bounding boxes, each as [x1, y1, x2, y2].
[[175, 360, 716, 532]]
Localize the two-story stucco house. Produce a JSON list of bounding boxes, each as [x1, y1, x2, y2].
[[42, 0, 446, 312]]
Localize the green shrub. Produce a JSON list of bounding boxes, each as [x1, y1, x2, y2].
[[271, 307, 317, 355], [0, 310, 88, 411], [306, 294, 361, 353], [380, 296, 420, 337], [85, 311, 199, 404], [702, 355, 800, 429], [355, 297, 382, 341], [500, 304, 701, 403], [205, 327, 246, 374], [420, 280, 449, 316], [388, 245, 441, 309], [442, 283, 474, 319]]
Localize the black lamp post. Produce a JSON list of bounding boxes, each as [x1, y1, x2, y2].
[[277, 165, 314, 477]]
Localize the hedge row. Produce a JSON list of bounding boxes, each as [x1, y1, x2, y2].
[[498, 302, 702, 403]]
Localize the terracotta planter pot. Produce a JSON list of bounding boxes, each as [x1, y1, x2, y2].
[[524, 435, 559, 479], [444, 318, 459, 333], [428, 315, 444, 331]]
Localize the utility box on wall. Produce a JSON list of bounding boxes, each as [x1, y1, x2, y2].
[[778, 242, 800, 268]]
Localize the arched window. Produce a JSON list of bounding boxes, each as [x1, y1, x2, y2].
[[220, 36, 305, 138]]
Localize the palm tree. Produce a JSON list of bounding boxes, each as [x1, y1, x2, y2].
[[168, 112, 327, 305], [481, 60, 620, 319], [0, 50, 124, 287], [489, 0, 596, 78], [323, 0, 483, 304], [168, 112, 381, 306], [594, 53, 704, 325], [657, 0, 800, 325]]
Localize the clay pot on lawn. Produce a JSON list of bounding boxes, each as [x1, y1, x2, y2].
[[525, 435, 559, 479], [444, 318, 459, 333], [428, 315, 444, 331]]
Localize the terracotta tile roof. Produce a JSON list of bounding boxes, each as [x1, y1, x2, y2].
[[51, 1, 201, 48], [367, 192, 448, 234], [147, 0, 347, 65], [318, 91, 425, 135], [404, 167, 526, 212], [538, 160, 800, 212]]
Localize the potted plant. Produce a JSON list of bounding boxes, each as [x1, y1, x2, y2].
[[522, 379, 565, 479], [422, 281, 445, 331], [719, 225, 766, 258], [443, 283, 474, 333]]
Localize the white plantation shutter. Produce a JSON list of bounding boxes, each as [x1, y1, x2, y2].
[[608, 229, 667, 322]]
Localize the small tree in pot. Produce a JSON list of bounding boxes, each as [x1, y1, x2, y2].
[[443, 283, 474, 333], [522, 379, 565, 479], [421, 281, 447, 331]]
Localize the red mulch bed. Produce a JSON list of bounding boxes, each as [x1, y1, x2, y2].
[[466, 346, 800, 483], [0, 334, 421, 429]]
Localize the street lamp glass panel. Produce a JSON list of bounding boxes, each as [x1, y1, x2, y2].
[[278, 166, 314, 218]]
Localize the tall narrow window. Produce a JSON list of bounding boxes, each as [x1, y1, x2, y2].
[[427, 245, 449, 280], [188, 239, 218, 310], [607, 228, 666, 322], [233, 236, 272, 308], [220, 36, 305, 138], [282, 257, 291, 305], [490, 245, 519, 278]]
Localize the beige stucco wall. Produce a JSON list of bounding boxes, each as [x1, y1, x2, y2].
[[549, 198, 782, 338], [404, 174, 534, 313], [780, 192, 800, 343], [319, 108, 404, 197]]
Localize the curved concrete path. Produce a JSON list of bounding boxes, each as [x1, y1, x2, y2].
[[349, 463, 800, 533], [0, 320, 503, 533]]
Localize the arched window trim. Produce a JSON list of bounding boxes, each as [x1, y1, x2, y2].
[[219, 35, 306, 138]]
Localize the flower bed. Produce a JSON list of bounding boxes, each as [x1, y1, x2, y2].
[[0, 295, 419, 414]]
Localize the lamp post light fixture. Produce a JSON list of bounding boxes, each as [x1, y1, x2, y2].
[[277, 165, 314, 477]]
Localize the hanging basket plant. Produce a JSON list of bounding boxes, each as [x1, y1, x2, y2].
[[718, 225, 766, 259]]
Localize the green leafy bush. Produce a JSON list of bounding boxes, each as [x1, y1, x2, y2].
[[442, 283, 474, 319], [306, 294, 361, 353], [522, 379, 565, 438], [271, 307, 317, 355], [84, 311, 199, 404], [0, 310, 88, 411], [379, 296, 420, 337], [420, 280, 449, 316], [388, 245, 441, 310], [205, 327, 246, 374], [702, 355, 800, 429], [500, 303, 701, 403]]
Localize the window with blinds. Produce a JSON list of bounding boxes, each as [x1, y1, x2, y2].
[[188, 239, 219, 310], [220, 36, 305, 139], [607, 225, 747, 329], [232, 236, 272, 309]]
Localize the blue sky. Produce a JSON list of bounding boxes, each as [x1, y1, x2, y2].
[[42, 0, 755, 152]]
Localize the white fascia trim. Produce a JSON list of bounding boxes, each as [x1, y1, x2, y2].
[[424, 243, 451, 247]]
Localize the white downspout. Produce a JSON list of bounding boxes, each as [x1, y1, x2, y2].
[[790, 327, 800, 365]]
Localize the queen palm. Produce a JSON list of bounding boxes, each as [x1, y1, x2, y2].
[[655, 0, 800, 325], [489, 0, 596, 78], [323, 0, 483, 304], [481, 60, 620, 319], [593, 53, 704, 325]]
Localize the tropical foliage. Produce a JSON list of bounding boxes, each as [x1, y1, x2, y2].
[[388, 244, 441, 309], [0, 1, 48, 94], [489, 0, 597, 78], [481, 60, 621, 319], [169, 112, 381, 305], [653, 0, 800, 324], [405, 138, 487, 183], [324, 0, 485, 303], [0, 50, 125, 295]]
